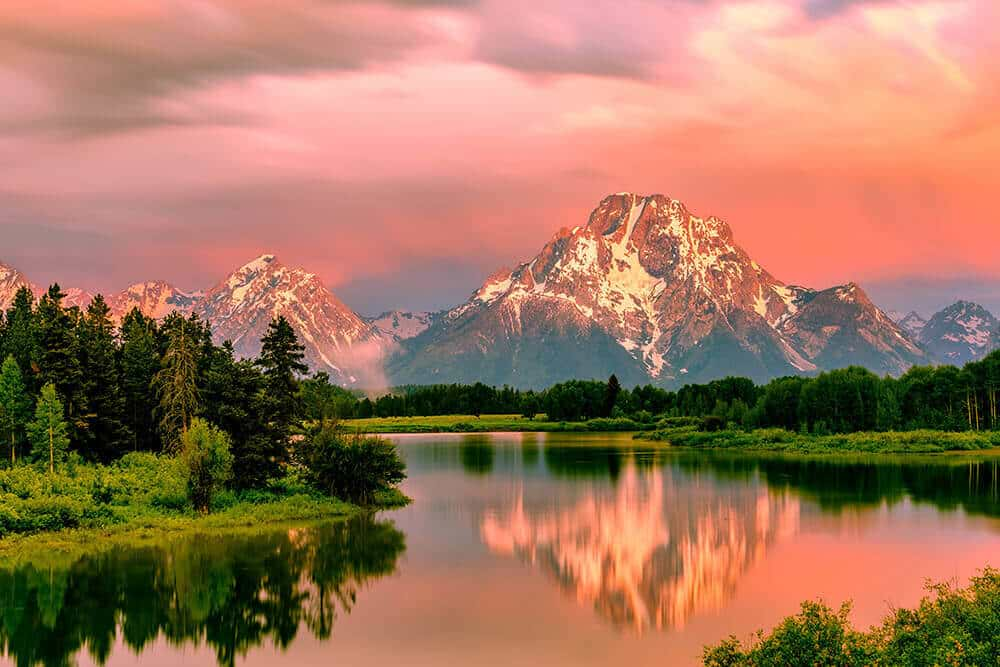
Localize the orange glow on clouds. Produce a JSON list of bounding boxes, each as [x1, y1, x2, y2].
[[0, 0, 998, 312]]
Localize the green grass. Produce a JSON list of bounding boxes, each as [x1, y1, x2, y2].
[[0, 452, 409, 563], [636, 427, 1000, 454], [342, 414, 653, 433]]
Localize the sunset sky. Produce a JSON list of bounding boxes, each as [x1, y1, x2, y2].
[[2, 0, 998, 315]]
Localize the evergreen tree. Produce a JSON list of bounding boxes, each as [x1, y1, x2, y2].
[[253, 317, 307, 481], [154, 319, 201, 451], [3, 287, 38, 390], [80, 295, 132, 462], [121, 310, 162, 451], [202, 341, 267, 488], [35, 284, 87, 443], [0, 355, 31, 464], [28, 383, 70, 474]]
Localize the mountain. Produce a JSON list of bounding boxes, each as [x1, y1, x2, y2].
[[108, 281, 200, 321], [389, 193, 924, 387], [368, 310, 437, 343], [197, 255, 387, 386], [918, 301, 997, 365], [0, 262, 37, 311], [895, 311, 928, 339]]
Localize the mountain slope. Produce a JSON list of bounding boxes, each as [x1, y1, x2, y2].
[[896, 311, 928, 339], [919, 301, 997, 365], [0, 262, 37, 311], [390, 193, 923, 387], [197, 255, 386, 386], [108, 281, 200, 321], [368, 310, 437, 343]]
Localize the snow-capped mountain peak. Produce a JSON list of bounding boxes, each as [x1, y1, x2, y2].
[[389, 192, 923, 387], [919, 301, 997, 364], [0, 261, 38, 311]]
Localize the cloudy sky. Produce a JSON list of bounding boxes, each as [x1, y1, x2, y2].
[[2, 0, 998, 315]]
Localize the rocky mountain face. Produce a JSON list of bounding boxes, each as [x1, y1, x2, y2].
[[108, 281, 200, 321], [368, 310, 437, 343], [0, 262, 36, 311], [196, 255, 387, 386], [895, 311, 928, 339], [918, 301, 997, 365], [389, 193, 925, 387]]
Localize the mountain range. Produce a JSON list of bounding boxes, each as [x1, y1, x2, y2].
[[2, 192, 996, 388]]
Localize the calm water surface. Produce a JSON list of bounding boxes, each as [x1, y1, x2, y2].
[[4, 433, 1000, 666]]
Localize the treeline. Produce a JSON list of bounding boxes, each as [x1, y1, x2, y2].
[[342, 356, 1000, 434], [0, 284, 402, 502]]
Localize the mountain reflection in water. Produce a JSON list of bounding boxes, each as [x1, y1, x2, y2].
[[481, 462, 799, 633], [0, 515, 405, 667]]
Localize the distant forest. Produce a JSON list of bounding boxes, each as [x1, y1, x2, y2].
[[346, 357, 1000, 434]]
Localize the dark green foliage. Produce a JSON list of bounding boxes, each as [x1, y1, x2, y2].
[[299, 425, 406, 504], [603, 374, 621, 417], [35, 285, 88, 444], [120, 310, 161, 452], [703, 568, 1000, 666], [1, 287, 38, 390], [254, 316, 308, 480], [79, 295, 132, 462]]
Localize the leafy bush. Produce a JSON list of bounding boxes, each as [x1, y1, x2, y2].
[[180, 418, 233, 512], [299, 425, 406, 504], [703, 568, 1000, 666]]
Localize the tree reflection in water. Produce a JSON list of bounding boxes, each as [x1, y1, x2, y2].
[[0, 515, 405, 667]]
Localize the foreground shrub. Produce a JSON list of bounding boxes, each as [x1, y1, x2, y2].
[[300, 425, 406, 504], [703, 568, 1000, 666], [180, 418, 233, 513]]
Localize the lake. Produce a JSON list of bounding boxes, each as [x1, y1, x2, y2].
[[3, 432, 1000, 666]]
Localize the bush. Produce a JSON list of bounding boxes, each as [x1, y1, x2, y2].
[[703, 568, 1000, 666], [300, 425, 406, 504], [180, 418, 233, 513]]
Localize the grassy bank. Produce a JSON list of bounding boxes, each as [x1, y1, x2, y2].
[[342, 414, 654, 433], [703, 568, 1000, 666], [636, 426, 1000, 454], [0, 452, 408, 561]]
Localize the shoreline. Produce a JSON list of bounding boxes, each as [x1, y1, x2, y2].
[[0, 488, 409, 565]]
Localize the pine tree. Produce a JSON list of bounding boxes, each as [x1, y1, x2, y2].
[[121, 310, 161, 451], [80, 295, 132, 462], [154, 319, 201, 451], [257, 316, 307, 430], [254, 317, 307, 480], [3, 287, 38, 391], [0, 355, 31, 464], [202, 342, 267, 488], [28, 383, 70, 474], [36, 284, 87, 443]]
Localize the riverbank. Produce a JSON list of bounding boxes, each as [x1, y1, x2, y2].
[[636, 426, 1000, 454], [341, 414, 654, 433], [0, 451, 408, 562]]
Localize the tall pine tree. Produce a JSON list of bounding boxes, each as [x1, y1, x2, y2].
[[3, 287, 38, 391], [36, 284, 87, 445], [80, 295, 132, 462], [154, 318, 201, 452], [28, 383, 70, 474], [253, 317, 307, 481], [121, 309, 161, 451], [0, 355, 31, 465]]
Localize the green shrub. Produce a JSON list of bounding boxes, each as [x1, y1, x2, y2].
[[703, 568, 1000, 666], [300, 425, 406, 504], [180, 418, 233, 513]]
